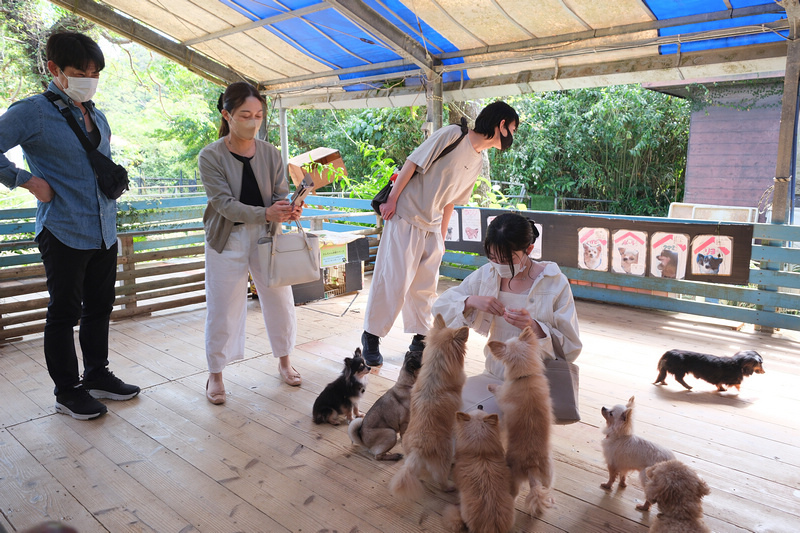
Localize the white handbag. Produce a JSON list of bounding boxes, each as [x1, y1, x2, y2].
[[257, 220, 321, 287]]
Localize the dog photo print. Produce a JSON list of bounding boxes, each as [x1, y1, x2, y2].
[[691, 235, 733, 276], [578, 227, 608, 271], [650, 232, 688, 279], [612, 229, 647, 276], [446, 211, 460, 242], [461, 208, 482, 242]]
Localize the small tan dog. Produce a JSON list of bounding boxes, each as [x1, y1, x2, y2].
[[389, 314, 469, 500], [644, 459, 711, 533], [348, 350, 422, 460], [600, 396, 675, 511], [443, 409, 516, 533], [487, 327, 554, 516]]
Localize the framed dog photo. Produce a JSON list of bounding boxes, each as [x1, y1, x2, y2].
[[691, 235, 733, 276], [577, 227, 609, 271], [445, 211, 460, 242], [611, 229, 647, 276], [650, 232, 688, 280]]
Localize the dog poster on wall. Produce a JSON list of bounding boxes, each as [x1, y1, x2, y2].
[[650, 232, 688, 279], [691, 235, 733, 276], [461, 208, 482, 242], [611, 230, 647, 276], [577, 227, 608, 271], [445, 212, 460, 242]]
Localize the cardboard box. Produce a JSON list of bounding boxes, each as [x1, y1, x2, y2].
[[291, 237, 369, 304], [287, 147, 347, 191]]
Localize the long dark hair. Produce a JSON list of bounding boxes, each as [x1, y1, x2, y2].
[[484, 213, 539, 277], [217, 82, 266, 138]]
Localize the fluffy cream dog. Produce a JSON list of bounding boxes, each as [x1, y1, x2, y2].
[[600, 396, 676, 511], [487, 326, 554, 516], [443, 409, 516, 533], [389, 314, 469, 500], [644, 459, 711, 533]]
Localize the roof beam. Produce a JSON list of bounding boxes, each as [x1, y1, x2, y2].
[[324, 0, 436, 75], [439, 3, 786, 60], [49, 0, 250, 86], [181, 4, 329, 46]]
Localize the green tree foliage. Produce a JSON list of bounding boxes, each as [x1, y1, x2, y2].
[[490, 87, 689, 215]]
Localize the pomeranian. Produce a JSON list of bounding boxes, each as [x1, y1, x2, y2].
[[389, 314, 469, 500], [654, 349, 765, 392], [600, 396, 675, 511], [312, 348, 370, 425], [644, 459, 711, 533], [442, 409, 516, 533], [486, 326, 554, 516], [348, 350, 423, 460]]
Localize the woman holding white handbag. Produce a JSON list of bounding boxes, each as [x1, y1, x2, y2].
[[199, 82, 304, 404]]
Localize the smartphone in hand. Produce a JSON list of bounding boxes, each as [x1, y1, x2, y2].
[[291, 174, 314, 206]]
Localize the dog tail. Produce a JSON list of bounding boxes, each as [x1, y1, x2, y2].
[[347, 417, 366, 448], [442, 503, 466, 532], [389, 452, 424, 501], [525, 477, 553, 517]]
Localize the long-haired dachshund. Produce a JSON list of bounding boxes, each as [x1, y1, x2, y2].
[[654, 349, 764, 392]]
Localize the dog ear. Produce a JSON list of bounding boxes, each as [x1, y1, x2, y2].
[[696, 477, 711, 498], [434, 313, 446, 329], [456, 411, 470, 422], [487, 340, 505, 357], [454, 325, 469, 344], [484, 413, 500, 426], [354, 347, 362, 358], [519, 326, 535, 342], [627, 396, 635, 407]]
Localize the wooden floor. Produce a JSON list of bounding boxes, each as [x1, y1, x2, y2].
[[1, 277, 799, 533]]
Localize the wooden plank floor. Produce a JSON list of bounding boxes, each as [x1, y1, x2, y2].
[[2, 277, 799, 532]]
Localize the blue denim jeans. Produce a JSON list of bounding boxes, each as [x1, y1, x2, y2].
[[38, 227, 117, 395]]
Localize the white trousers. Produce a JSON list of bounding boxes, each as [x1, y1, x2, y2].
[[364, 216, 444, 337], [205, 224, 296, 373]]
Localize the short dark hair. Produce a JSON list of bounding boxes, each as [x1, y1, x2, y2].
[[484, 213, 539, 277], [217, 81, 266, 138], [46, 32, 105, 72], [474, 101, 519, 139]]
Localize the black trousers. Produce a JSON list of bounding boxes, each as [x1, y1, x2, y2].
[[37, 227, 117, 395]]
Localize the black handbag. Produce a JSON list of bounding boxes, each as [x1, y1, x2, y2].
[[44, 91, 129, 200], [371, 116, 469, 216]]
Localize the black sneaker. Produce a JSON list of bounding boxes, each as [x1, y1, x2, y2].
[[55, 386, 108, 420], [82, 369, 141, 401], [409, 334, 426, 353], [361, 330, 383, 366]]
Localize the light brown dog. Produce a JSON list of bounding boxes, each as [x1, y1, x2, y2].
[[389, 314, 469, 500], [644, 459, 711, 533], [348, 350, 422, 460], [443, 409, 515, 533], [600, 396, 675, 511], [487, 327, 554, 516]]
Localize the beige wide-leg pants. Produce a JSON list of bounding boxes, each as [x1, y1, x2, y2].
[[205, 224, 296, 373], [364, 216, 444, 337]]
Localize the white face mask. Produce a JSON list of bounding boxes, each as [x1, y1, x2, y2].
[[59, 73, 98, 103], [229, 116, 261, 140], [489, 260, 527, 279]]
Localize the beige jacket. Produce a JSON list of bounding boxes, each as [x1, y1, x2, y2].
[[199, 138, 288, 253]]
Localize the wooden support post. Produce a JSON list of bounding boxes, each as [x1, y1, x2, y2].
[[279, 107, 290, 183], [117, 235, 137, 312]]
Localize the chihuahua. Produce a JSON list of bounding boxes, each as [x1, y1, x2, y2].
[[312, 349, 370, 425]]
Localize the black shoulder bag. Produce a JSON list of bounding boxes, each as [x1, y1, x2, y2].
[[371, 116, 469, 216], [44, 91, 129, 200]]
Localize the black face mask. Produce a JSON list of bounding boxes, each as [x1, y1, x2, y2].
[[500, 129, 514, 151]]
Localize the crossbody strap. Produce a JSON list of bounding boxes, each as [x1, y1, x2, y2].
[[43, 91, 97, 153], [431, 116, 469, 165]]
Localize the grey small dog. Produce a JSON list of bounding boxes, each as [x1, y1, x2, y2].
[[348, 350, 423, 460]]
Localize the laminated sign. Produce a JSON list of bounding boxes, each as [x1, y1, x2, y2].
[[691, 235, 733, 276], [578, 227, 608, 271], [650, 232, 688, 280], [612, 229, 647, 276]]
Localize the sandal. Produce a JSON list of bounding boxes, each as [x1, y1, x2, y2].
[[206, 378, 226, 405], [279, 365, 302, 387]]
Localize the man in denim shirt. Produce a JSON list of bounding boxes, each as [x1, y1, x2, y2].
[[0, 32, 139, 420]]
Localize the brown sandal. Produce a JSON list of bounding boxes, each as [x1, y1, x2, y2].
[[279, 365, 302, 387], [206, 378, 226, 404]]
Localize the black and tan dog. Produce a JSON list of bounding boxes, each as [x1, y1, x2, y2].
[[348, 350, 423, 460], [312, 348, 370, 425], [654, 349, 765, 392]]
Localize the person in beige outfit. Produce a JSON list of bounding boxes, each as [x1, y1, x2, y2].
[[199, 82, 303, 404]]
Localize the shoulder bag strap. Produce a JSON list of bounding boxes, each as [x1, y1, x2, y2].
[[430, 116, 469, 166], [43, 91, 96, 154]]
